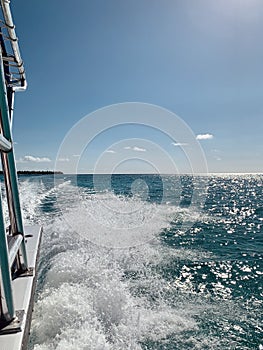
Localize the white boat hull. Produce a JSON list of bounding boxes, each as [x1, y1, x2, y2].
[[0, 225, 42, 350]]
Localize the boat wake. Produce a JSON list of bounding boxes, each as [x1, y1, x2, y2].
[[13, 177, 261, 350]]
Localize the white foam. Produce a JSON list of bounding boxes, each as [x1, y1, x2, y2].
[[26, 180, 207, 349], [10, 178, 253, 350]]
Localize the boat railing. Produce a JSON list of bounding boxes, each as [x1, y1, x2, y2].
[[0, 0, 30, 330], [0, 0, 26, 91]]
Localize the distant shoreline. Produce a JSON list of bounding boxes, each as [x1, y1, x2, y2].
[[0, 170, 64, 175], [0, 171, 261, 176]]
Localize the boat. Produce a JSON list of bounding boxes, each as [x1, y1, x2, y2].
[[0, 1, 42, 349]]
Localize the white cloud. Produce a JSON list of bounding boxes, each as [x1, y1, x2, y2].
[[124, 146, 146, 152], [58, 157, 70, 162], [196, 133, 214, 140], [171, 142, 188, 146], [134, 146, 146, 152], [18, 155, 51, 163], [105, 149, 116, 153]]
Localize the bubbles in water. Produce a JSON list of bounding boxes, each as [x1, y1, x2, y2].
[[131, 179, 149, 201], [17, 175, 262, 350]]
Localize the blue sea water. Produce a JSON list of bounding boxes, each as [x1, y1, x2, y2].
[[12, 174, 262, 350]]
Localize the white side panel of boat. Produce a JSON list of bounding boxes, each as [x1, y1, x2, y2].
[[0, 225, 42, 350]]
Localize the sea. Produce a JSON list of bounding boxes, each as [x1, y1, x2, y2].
[[6, 173, 262, 350]]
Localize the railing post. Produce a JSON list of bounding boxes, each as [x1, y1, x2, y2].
[[0, 47, 28, 269], [0, 189, 15, 322]]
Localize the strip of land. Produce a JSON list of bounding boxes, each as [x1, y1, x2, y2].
[[0, 170, 63, 175]]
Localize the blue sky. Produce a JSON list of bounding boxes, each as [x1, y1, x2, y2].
[[10, 0, 263, 173]]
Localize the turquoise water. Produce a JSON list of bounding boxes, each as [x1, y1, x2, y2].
[[14, 174, 262, 349]]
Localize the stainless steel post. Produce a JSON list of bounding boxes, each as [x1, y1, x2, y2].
[[0, 189, 15, 322]]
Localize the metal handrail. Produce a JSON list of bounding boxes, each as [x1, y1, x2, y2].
[[0, 195, 15, 322], [0, 0, 26, 90], [0, 133, 11, 152], [0, 0, 28, 326], [8, 234, 23, 267]]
